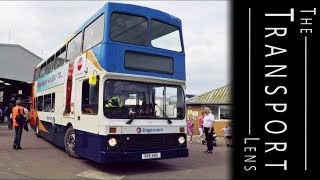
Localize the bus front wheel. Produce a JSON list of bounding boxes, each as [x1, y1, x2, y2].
[[64, 127, 80, 158]]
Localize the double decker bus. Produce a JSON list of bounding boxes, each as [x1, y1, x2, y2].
[[30, 2, 187, 163]]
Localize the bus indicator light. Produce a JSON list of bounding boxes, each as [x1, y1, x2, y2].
[[109, 127, 117, 133]]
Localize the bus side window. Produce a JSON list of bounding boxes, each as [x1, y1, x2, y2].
[[55, 46, 66, 69], [44, 94, 51, 112], [34, 67, 40, 81], [37, 96, 43, 111], [46, 55, 54, 74], [40, 63, 46, 78], [66, 32, 82, 62], [83, 14, 105, 51], [52, 93, 55, 112], [82, 78, 99, 114]]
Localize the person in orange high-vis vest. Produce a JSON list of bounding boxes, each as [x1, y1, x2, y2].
[[12, 100, 28, 150]]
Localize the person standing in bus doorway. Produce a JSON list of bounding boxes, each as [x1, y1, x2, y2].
[[203, 107, 215, 154], [12, 100, 28, 150]]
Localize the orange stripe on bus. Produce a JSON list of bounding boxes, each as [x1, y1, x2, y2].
[[64, 35, 75, 43], [34, 111, 49, 133], [38, 119, 49, 133], [86, 50, 103, 71]]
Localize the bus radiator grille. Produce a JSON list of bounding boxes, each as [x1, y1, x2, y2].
[[120, 134, 180, 151]]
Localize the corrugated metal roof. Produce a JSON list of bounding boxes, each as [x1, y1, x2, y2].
[[186, 84, 232, 105]]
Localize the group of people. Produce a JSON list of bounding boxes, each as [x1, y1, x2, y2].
[[187, 106, 233, 154], [1, 100, 28, 150]]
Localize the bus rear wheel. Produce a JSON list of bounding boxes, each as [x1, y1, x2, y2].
[[64, 127, 80, 158]]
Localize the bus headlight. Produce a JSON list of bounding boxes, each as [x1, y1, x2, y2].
[[178, 136, 185, 144], [108, 138, 117, 147]]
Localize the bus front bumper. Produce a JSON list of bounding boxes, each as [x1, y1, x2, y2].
[[98, 148, 188, 163]]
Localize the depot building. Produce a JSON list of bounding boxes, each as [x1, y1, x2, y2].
[[0, 43, 42, 108], [186, 84, 232, 137]]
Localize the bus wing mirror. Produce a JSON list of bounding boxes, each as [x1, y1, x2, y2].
[[89, 74, 97, 85]]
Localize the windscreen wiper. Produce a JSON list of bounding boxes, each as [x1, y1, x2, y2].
[[126, 108, 136, 124], [126, 114, 134, 124], [155, 103, 172, 124]]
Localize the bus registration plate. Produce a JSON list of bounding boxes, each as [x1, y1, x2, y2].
[[142, 153, 161, 159]]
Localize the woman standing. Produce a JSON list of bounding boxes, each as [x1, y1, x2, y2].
[[197, 111, 205, 143], [203, 107, 215, 154]]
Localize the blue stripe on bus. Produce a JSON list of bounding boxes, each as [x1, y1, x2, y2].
[[75, 129, 105, 162], [38, 120, 66, 149], [36, 120, 103, 160]]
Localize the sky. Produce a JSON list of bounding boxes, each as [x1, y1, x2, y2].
[[0, 1, 230, 96]]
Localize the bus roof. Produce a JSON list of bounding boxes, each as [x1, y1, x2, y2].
[[36, 2, 182, 69], [72, 2, 182, 36]]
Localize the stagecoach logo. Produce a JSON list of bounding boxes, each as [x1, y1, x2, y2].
[[136, 127, 164, 133]]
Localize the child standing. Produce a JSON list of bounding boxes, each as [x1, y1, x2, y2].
[[187, 115, 194, 143], [221, 122, 232, 146]]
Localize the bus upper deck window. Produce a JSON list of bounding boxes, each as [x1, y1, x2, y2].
[[151, 20, 182, 52], [110, 13, 148, 46]]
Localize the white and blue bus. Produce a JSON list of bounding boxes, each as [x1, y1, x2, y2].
[[30, 2, 187, 163]]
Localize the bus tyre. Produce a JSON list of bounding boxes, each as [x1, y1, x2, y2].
[[64, 127, 80, 159], [35, 119, 41, 138]]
